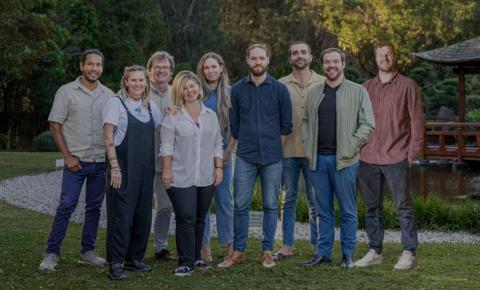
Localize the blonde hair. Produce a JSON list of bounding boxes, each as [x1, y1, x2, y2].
[[196, 52, 230, 135], [171, 71, 203, 107], [119, 65, 150, 108]]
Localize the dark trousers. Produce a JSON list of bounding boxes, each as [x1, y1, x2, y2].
[[46, 161, 106, 256], [168, 185, 214, 267], [106, 172, 153, 263], [358, 159, 418, 253]]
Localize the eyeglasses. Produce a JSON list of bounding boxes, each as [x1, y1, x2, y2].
[[152, 65, 171, 71]]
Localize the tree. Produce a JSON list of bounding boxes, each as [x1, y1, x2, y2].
[[315, 0, 480, 74], [157, 0, 227, 72], [0, 0, 65, 148]]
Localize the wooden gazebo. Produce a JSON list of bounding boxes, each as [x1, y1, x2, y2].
[[412, 37, 480, 162]]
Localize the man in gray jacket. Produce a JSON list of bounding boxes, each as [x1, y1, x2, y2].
[[301, 48, 375, 268]]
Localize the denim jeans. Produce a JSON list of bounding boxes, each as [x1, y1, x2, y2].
[[46, 161, 106, 256], [203, 155, 234, 245], [281, 157, 317, 246], [309, 154, 358, 257], [233, 157, 282, 252], [357, 159, 418, 253]]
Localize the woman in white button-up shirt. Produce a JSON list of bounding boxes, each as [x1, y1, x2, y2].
[[160, 71, 223, 276]]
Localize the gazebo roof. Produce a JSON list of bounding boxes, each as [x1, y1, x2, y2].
[[411, 36, 480, 65]]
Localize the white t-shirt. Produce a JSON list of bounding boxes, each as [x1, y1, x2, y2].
[[102, 96, 162, 145]]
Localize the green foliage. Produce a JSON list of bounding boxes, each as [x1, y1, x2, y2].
[[466, 109, 480, 123], [0, 134, 8, 150], [158, 0, 227, 74], [318, 0, 480, 74], [251, 187, 480, 233], [32, 131, 56, 152], [345, 66, 365, 83]]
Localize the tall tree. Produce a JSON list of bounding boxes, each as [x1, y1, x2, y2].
[[158, 0, 227, 71]]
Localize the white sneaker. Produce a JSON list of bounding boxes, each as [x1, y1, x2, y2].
[[79, 251, 106, 266], [394, 250, 416, 270], [39, 253, 58, 271], [354, 249, 383, 267]]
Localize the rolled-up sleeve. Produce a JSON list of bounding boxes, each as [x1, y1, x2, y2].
[[48, 87, 68, 124], [160, 114, 175, 156], [279, 84, 293, 135], [229, 86, 239, 140]]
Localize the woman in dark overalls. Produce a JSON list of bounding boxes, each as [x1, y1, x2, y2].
[[102, 65, 162, 280]]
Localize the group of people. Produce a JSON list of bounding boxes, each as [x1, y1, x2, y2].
[[38, 39, 423, 280]]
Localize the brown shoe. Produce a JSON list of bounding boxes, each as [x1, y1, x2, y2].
[[261, 251, 276, 268], [217, 251, 246, 268], [154, 249, 177, 261]]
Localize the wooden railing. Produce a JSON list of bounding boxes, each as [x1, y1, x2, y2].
[[423, 122, 480, 161]]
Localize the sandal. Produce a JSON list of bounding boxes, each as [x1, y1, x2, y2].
[[273, 252, 292, 261]]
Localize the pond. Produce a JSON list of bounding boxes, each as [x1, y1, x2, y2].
[[409, 161, 480, 201]]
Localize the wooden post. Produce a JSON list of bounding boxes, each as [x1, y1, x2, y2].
[[457, 65, 465, 162], [458, 65, 465, 123]]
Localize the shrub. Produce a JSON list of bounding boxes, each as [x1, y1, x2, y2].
[[250, 186, 480, 233], [32, 131, 57, 152], [0, 133, 8, 150]]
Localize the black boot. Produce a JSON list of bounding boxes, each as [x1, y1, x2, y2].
[[108, 263, 128, 280]]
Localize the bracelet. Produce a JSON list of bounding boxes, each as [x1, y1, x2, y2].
[[215, 166, 223, 169]]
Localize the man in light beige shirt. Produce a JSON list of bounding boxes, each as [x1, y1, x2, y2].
[[276, 41, 325, 260], [39, 49, 114, 271], [146, 51, 176, 261]]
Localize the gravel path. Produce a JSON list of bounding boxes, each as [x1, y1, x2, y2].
[[1, 171, 480, 244]]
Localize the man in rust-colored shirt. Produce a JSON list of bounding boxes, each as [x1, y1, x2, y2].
[[355, 42, 423, 270]]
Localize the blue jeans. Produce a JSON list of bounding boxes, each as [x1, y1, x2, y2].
[[233, 157, 282, 252], [203, 155, 234, 245], [309, 154, 358, 257], [281, 157, 317, 246], [46, 161, 106, 256]]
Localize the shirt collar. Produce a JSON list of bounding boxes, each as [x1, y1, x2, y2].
[[75, 76, 104, 94], [150, 83, 171, 96], [179, 102, 210, 117], [373, 72, 399, 86], [246, 73, 273, 85], [284, 71, 324, 86]]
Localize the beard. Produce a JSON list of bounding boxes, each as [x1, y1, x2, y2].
[[325, 68, 342, 81], [292, 59, 309, 70], [378, 63, 395, 73], [83, 73, 99, 83], [249, 64, 267, 77]]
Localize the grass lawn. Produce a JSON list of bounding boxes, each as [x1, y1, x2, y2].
[[1, 152, 479, 289], [0, 202, 479, 289], [0, 151, 62, 180]]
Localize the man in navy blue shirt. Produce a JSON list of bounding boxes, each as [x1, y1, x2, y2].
[[218, 43, 292, 269]]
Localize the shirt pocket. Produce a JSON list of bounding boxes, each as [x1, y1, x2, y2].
[[176, 121, 194, 136], [386, 91, 405, 108]]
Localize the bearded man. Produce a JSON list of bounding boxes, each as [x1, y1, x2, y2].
[[218, 43, 292, 269], [301, 48, 375, 268]]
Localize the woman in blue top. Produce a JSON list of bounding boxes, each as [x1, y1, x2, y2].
[[197, 52, 236, 262]]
